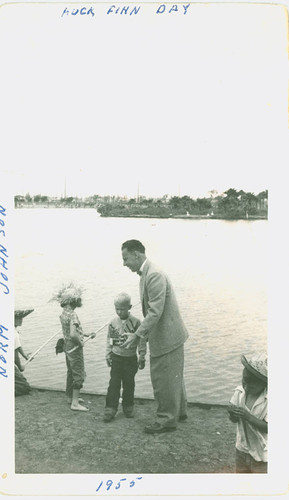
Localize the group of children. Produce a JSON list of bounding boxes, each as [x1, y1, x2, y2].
[[15, 283, 268, 473], [53, 283, 146, 416]]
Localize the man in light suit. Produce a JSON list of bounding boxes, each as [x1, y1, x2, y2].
[[121, 239, 188, 434]]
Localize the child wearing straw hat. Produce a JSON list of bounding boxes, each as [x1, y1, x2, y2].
[[52, 283, 95, 411], [14, 309, 34, 396], [228, 352, 268, 473]]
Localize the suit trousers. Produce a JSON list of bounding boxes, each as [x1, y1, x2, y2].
[[150, 344, 187, 428]]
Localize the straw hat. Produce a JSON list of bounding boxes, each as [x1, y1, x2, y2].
[[14, 309, 34, 319], [241, 352, 267, 382]]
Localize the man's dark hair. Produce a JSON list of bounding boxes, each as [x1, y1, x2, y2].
[[121, 240, 145, 253]]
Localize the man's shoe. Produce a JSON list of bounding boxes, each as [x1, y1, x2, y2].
[[103, 407, 117, 423], [178, 414, 188, 421], [123, 406, 134, 418], [144, 422, 176, 434]]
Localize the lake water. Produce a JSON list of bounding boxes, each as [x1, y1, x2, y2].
[[14, 209, 267, 405]]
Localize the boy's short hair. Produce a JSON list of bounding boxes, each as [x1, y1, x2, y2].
[[114, 292, 131, 306], [121, 240, 145, 254]]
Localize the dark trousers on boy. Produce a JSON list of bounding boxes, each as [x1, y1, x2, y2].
[[106, 353, 138, 412]]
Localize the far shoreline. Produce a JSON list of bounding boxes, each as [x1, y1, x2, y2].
[[14, 206, 268, 220], [98, 213, 268, 221]]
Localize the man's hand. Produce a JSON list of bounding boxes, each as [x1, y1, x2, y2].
[[121, 332, 139, 350], [138, 358, 145, 370]]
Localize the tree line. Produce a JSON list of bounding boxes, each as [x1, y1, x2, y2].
[[15, 189, 268, 219], [97, 189, 268, 219]]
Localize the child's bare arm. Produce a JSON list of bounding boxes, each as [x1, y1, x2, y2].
[[70, 324, 84, 347], [15, 350, 23, 371], [18, 346, 31, 360], [247, 414, 268, 433]]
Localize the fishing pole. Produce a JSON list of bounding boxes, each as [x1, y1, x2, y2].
[[23, 328, 62, 366], [66, 322, 110, 354], [23, 301, 141, 360]]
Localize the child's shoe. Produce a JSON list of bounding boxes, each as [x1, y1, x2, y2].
[[103, 407, 117, 422], [123, 406, 134, 418]]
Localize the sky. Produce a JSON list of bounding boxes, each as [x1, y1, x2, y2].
[[1, 3, 287, 199]]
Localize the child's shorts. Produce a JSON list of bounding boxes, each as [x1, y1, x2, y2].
[[236, 449, 267, 473]]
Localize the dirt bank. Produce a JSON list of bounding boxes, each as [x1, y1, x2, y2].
[[15, 389, 236, 474]]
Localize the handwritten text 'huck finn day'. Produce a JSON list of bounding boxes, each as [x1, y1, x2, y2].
[[61, 4, 191, 17]]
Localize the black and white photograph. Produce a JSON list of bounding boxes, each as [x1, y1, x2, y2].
[[0, 0, 288, 496]]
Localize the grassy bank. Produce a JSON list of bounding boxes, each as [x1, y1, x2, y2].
[[15, 389, 236, 474]]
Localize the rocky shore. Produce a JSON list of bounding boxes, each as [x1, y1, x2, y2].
[[15, 389, 236, 474]]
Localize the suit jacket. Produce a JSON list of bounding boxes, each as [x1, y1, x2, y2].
[[135, 260, 188, 357]]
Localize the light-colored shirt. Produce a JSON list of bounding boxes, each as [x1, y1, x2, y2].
[[106, 313, 146, 359], [14, 328, 21, 350], [230, 385, 268, 462], [59, 308, 84, 348], [139, 258, 147, 274]]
